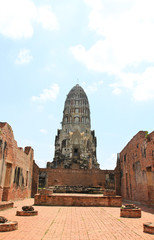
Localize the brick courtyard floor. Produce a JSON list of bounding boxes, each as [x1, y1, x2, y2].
[[0, 198, 153, 240]]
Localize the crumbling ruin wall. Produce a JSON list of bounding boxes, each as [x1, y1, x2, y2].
[[39, 168, 115, 190], [0, 122, 34, 201], [114, 153, 121, 196], [31, 160, 39, 197], [119, 131, 154, 206]]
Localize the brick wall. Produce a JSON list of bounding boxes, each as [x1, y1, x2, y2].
[[31, 160, 39, 197], [0, 122, 34, 201], [0, 187, 3, 201], [39, 168, 116, 190], [114, 156, 121, 196], [119, 131, 154, 206]]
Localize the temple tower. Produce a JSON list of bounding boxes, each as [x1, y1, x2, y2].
[[47, 84, 99, 169]]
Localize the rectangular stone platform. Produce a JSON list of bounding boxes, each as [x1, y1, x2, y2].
[[34, 193, 122, 207]]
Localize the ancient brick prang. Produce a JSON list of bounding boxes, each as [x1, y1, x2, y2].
[[47, 84, 99, 170]]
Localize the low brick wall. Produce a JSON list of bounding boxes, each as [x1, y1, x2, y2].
[[39, 188, 53, 195], [0, 202, 14, 211], [34, 194, 122, 207], [143, 222, 154, 234], [120, 208, 141, 218], [39, 168, 116, 190], [16, 211, 38, 216], [103, 189, 116, 196], [0, 221, 18, 232]]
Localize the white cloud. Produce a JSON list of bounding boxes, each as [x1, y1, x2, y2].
[[32, 83, 59, 102], [40, 129, 48, 134], [112, 88, 122, 95], [82, 80, 103, 94], [0, 0, 58, 39], [109, 83, 122, 95], [109, 67, 154, 101], [71, 0, 154, 101], [15, 49, 33, 65], [125, 67, 154, 101], [37, 6, 59, 31], [70, 42, 120, 75], [84, 0, 103, 10]]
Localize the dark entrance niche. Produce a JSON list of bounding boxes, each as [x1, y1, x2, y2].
[[105, 173, 115, 189], [39, 172, 47, 188], [146, 166, 152, 172], [74, 148, 78, 156]]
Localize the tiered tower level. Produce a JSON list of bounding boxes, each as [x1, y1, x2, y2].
[[47, 84, 100, 169]]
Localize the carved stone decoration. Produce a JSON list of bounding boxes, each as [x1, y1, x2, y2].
[[47, 84, 100, 169]]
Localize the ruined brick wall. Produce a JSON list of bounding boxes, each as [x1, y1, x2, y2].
[[31, 160, 39, 197], [114, 162, 121, 196], [119, 131, 154, 206], [39, 168, 115, 189], [0, 187, 3, 201], [0, 122, 34, 201]]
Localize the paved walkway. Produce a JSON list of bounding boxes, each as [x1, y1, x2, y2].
[[0, 198, 153, 240]]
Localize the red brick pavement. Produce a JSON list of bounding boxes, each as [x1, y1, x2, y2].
[[0, 198, 153, 240]]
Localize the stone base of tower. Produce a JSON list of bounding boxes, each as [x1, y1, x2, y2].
[[39, 168, 116, 190], [34, 193, 122, 207]]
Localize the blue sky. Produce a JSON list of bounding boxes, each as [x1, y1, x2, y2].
[[0, 0, 154, 169]]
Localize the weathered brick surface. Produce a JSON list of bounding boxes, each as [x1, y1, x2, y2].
[[103, 189, 116, 196], [39, 188, 53, 195], [39, 168, 116, 190], [0, 221, 18, 232], [0, 122, 34, 201], [0, 198, 154, 240], [0, 187, 3, 201], [0, 202, 13, 211], [31, 160, 39, 197], [34, 193, 122, 207], [120, 208, 141, 218], [16, 210, 38, 216], [114, 157, 121, 195], [143, 222, 154, 234], [119, 131, 154, 206]]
